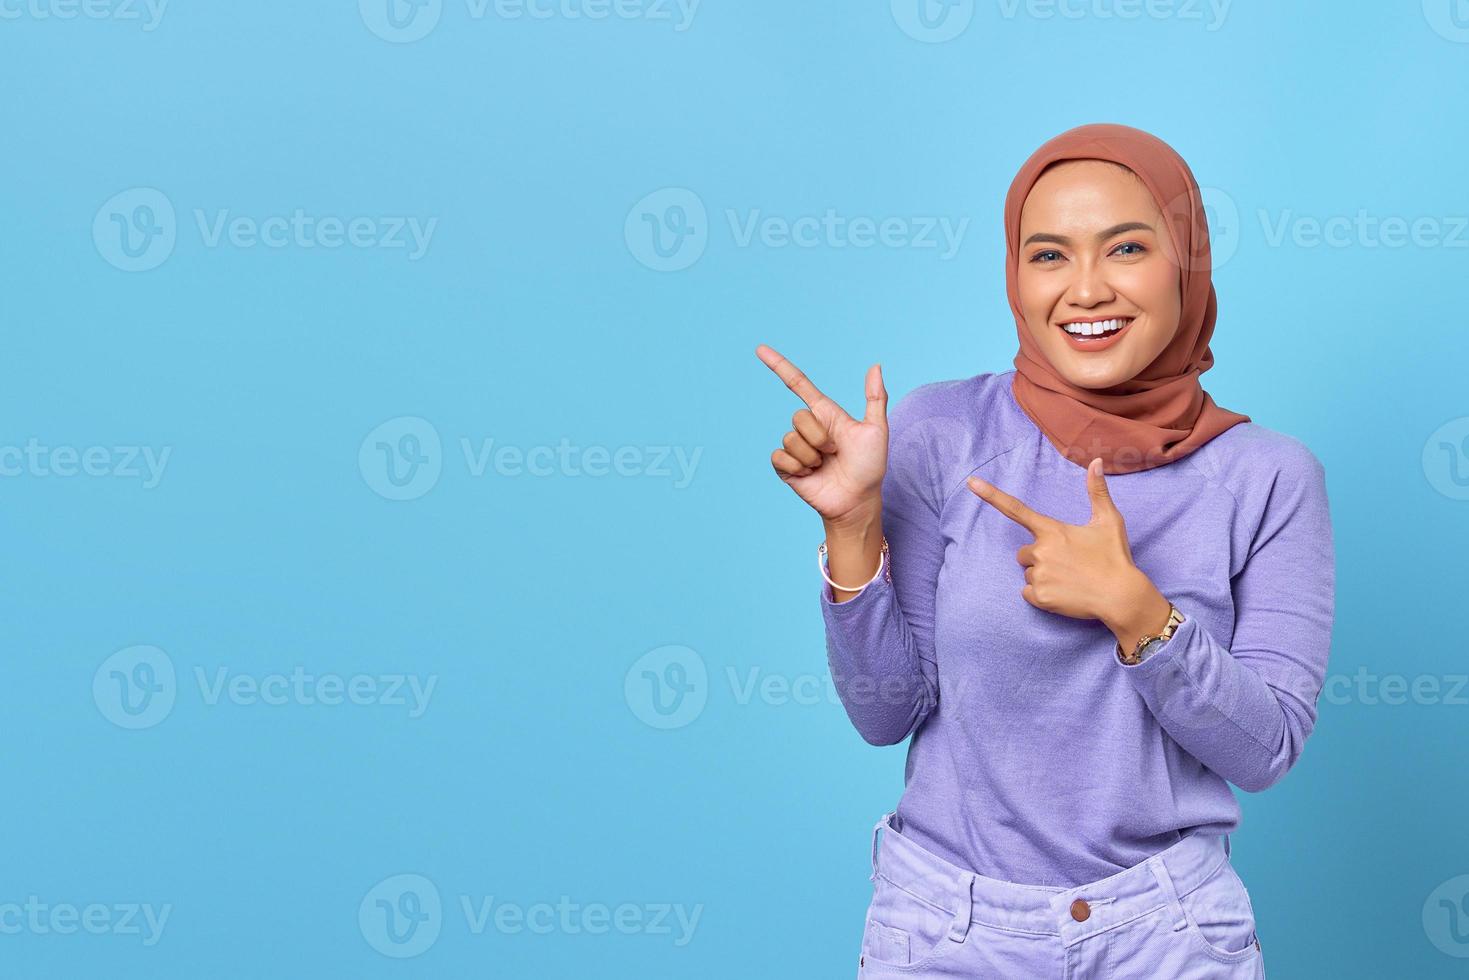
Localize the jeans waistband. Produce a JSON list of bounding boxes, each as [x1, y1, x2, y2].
[[868, 811, 1233, 948]]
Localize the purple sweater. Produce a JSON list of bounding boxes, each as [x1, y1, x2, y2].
[[821, 370, 1335, 887]]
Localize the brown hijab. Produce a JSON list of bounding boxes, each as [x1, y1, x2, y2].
[[1004, 123, 1250, 475]]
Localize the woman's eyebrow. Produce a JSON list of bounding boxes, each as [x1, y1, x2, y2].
[[1022, 221, 1153, 247]]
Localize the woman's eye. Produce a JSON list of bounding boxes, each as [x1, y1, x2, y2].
[[1113, 242, 1146, 256], [1030, 250, 1062, 264]]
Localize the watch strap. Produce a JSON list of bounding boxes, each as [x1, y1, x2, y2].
[[1117, 603, 1184, 665]]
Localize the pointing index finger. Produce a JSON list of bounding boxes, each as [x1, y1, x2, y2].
[[968, 476, 1053, 535], [755, 344, 839, 414]]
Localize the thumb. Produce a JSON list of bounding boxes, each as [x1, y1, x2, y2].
[[863, 363, 888, 427], [1086, 457, 1122, 523]]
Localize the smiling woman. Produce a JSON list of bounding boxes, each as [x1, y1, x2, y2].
[[1018, 169, 1180, 372], [757, 123, 1334, 979]]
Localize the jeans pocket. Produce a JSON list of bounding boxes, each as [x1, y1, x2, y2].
[[860, 873, 961, 971], [861, 917, 912, 965], [1178, 860, 1260, 963]]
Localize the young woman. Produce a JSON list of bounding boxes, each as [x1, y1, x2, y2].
[[756, 123, 1334, 978]]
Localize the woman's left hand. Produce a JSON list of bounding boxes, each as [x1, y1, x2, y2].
[[967, 458, 1172, 649]]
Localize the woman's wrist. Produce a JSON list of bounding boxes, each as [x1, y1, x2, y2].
[[821, 497, 884, 603], [822, 496, 883, 540], [1104, 570, 1173, 652]]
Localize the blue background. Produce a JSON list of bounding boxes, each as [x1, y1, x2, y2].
[[4, 0, 1468, 976]]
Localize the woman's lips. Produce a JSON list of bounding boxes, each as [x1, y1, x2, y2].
[[1056, 317, 1134, 352]]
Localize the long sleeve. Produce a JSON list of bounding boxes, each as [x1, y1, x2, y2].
[[1118, 446, 1336, 792], [819, 390, 950, 746]]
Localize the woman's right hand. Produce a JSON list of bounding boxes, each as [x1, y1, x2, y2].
[[756, 344, 888, 527]]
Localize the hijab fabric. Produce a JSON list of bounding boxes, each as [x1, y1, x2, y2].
[[1004, 123, 1250, 475]]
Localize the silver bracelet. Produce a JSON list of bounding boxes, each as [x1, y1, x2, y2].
[[817, 537, 889, 593]]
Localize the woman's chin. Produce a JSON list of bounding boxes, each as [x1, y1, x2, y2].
[[1047, 349, 1138, 390]]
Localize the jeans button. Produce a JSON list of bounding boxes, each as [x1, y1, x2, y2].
[[1070, 899, 1091, 922]]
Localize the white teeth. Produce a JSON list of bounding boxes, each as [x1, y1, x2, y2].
[[1062, 317, 1129, 336]]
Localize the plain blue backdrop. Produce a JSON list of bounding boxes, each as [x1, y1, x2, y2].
[[4, 1, 1468, 976]]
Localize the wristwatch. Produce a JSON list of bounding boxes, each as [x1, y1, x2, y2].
[[1116, 603, 1185, 666]]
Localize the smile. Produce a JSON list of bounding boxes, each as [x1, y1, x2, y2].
[[1056, 316, 1135, 351]]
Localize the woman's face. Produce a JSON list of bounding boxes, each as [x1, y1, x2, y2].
[[1016, 160, 1182, 390]]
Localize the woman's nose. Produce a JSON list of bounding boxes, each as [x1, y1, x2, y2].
[[1067, 260, 1115, 306]]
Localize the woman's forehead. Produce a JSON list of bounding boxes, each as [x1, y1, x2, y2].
[[1020, 162, 1161, 231]]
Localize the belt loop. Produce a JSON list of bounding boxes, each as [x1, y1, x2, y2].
[[947, 874, 976, 942], [1146, 855, 1189, 933], [870, 811, 891, 882]]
